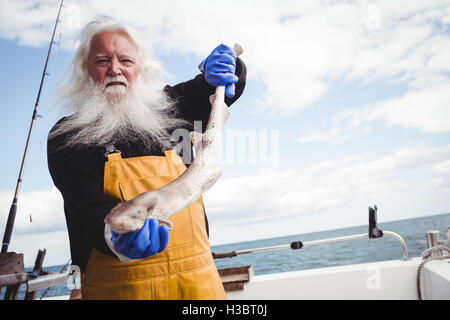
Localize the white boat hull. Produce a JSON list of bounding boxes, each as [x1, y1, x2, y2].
[[226, 258, 450, 300]]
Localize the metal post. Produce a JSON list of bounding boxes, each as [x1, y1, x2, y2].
[[24, 249, 46, 300], [447, 227, 450, 249], [426, 230, 441, 258]]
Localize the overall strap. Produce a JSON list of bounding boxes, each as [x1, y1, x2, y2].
[[103, 144, 122, 161]]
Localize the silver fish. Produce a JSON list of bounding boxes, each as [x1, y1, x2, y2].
[[105, 44, 243, 234]]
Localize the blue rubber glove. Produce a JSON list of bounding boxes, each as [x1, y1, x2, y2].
[[198, 44, 239, 98], [110, 218, 169, 260]]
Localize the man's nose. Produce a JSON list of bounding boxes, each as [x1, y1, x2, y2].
[[108, 59, 122, 76]]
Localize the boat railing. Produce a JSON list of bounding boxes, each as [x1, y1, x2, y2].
[[213, 230, 409, 261], [0, 249, 71, 300], [213, 205, 409, 261]]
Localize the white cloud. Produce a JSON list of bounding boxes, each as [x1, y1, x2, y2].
[[298, 127, 349, 144], [0, 187, 66, 235], [204, 143, 450, 224], [332, 82, 450, 133], [433, 159, 450, 174], [423, 177, 450, 190], [0, 0, 57, 45], [1, 0, 449, 114], [298, 80, 450, 144], [423, 159, 450, 190]]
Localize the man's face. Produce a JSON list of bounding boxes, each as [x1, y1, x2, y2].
[[87, 31, 141, 93]]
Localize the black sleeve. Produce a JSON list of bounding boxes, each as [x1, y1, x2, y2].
[[164, 57, 247, 130], [47, 130, 116, 269]]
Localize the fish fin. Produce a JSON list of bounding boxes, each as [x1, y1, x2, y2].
[[157, 218, 174, 231], [209, 94, 216, 105]]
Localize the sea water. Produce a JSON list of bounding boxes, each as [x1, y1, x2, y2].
[[2, 212, 449, 299]]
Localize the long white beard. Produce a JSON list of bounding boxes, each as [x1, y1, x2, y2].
[[50, 76, 188, 151]]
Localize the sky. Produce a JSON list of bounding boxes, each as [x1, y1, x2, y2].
[[0, 0, 449, 267]]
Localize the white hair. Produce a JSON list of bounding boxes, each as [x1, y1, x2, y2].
[[50, 17, 189, 151]]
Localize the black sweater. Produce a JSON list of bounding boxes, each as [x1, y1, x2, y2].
[[47, 58, 246, 272]]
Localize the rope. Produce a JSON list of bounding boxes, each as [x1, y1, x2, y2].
[[416, 246, 450, 300]]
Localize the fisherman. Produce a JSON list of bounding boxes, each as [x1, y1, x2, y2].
[[47, 18, 246, 300]]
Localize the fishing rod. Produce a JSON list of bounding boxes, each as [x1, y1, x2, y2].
[[1, 0, 65, 253]]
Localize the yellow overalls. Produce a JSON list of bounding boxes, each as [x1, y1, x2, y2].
[[81, 149, 226, 300]]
